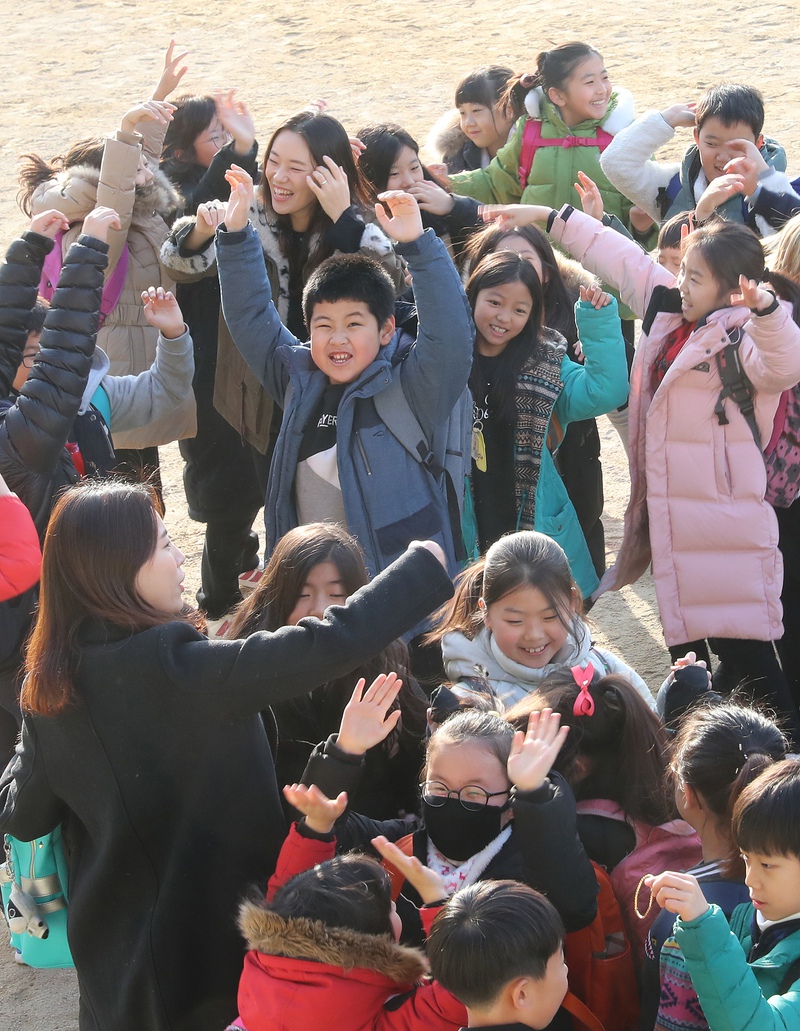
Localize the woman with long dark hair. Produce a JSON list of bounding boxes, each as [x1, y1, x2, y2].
[[0, 479, 452, 1031]]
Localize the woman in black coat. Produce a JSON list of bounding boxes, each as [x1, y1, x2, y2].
[[0, 479, 453, 1031]]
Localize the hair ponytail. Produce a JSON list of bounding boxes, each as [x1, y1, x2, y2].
[[18, 138, 105, 217], [424, 556, 487, 646], [501, 43, 602, 118]]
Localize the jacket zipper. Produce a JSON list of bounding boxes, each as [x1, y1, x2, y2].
[[356, 432, 372, 475]]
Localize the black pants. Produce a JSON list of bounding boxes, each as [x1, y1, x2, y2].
[[197, 522, 260, 619]]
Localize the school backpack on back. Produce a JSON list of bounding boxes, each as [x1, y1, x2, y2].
[[518, 119, 614, 191], [576, 800, 702, 969], [715, 327, 800, 508]]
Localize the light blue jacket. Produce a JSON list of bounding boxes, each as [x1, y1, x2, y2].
[[216, 225, 474, 576]]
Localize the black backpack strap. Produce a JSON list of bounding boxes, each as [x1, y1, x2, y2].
[[714, 327, 762, 451]]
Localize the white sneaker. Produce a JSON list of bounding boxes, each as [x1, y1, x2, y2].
[[205, 615, 234, 640]]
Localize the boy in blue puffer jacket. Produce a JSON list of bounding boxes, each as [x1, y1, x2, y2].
[[216, 167, 474, 578]]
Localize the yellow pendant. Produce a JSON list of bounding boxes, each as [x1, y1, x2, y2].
[[472, 426, 487, 473]]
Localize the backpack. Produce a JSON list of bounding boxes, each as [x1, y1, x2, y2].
[[518, 119, 614, 191], [382, 836, 637, 1031], [576, 800, 702, 968], [714, 326, 800, 508], [39, 230, 129, 328]]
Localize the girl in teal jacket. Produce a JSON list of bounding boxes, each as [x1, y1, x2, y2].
[[465, 250, 627, 599], [648, 761, 800, 1031], [446, 42, 636, 228]]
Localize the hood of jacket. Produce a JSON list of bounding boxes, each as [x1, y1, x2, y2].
[[62, 163, 181, 225], [238, 901, 427, 982], [77, 348, 110, 414], [442, 621, 595, 700], [524, 87, 635, 137], [426, 110, 470, 164]]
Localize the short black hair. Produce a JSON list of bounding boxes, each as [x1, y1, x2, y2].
[[269, 853, 393, 936], [303, 252, 396, 326], [733, 759, 800, 859], [658, 212, 692, 252], [24, 296, 49, 337], [696, 84, 765, 139], [428, 880, 564, 1008]]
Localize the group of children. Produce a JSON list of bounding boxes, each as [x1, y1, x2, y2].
[[2, 33, 800, 1031]]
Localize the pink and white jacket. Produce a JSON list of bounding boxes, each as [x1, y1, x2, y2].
[[549, 208, 800, 646]]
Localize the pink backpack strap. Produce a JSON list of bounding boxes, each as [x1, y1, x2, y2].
[[38, 231, 129, 329], [594, 127, 614, 151], [518, 119, 543, 190], [766, 389, 790, 456]]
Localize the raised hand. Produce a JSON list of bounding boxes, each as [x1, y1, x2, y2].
[[215, 89, 255, 154], [660, 103, 697, 129], [723, 139, 768, 198], [407, 179, 455, 216], [575, 171, 604, 221], [121, 100, 176, 135], [349, 135, 366, 164], [375, 191, 424, 243], [579, 284, 612, 309], [426, 163, 451, 188], [480, 203, 552, 229], [731, 274, 776, 314], [141, 286, 185, 339], [307, 155, 352, 223], [29, 209, 71, 239], [223, 165, 255, 232], [82, 206, 122, 244], [506, 708, 569, 793], [337, 673, 403, 756], [152, 39, 189, 102], [694, 173, 747, 221], [372, 835, 447, 904], [646, 871, 709, 922], [283, 783, 348, 835]]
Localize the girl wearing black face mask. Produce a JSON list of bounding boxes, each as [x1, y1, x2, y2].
[[297, 678, 599, 948]]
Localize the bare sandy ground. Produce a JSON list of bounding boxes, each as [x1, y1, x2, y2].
[[1, 0, 797, 1025]]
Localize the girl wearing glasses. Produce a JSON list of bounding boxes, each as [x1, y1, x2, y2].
[[297, 684, 598, 947]]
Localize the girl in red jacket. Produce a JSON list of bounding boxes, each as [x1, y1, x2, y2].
[[227, 769, 467, 1031]]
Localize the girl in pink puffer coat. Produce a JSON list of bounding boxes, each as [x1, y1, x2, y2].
[[508, 203, 800, 732]]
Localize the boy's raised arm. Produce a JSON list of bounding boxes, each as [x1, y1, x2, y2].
[[375, 192, 474, 441], [216, 165, 295, 402]]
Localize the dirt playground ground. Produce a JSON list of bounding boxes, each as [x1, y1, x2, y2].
[[1, 0, 797, 1025]]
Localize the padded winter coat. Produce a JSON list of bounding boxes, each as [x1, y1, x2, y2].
[[550, 207, 800, 645]]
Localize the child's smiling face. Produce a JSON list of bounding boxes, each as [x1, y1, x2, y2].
[[458, 102, 514, 156], [308, 299, 394, 384], [676, 246, 731, 322], [694, 117, 763, 183], [472, 279, 534, 356], [548, 53, 612, 128], [743, 850, 800, 922], [384, 145, 425, 192], [483, 584, 573, 669]]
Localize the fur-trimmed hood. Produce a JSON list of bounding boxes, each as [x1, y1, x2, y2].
[[238, 899, 427, 982], [426, 110, 470, 165], [63, 162, 181, 224], [524, 86, 635, 137]]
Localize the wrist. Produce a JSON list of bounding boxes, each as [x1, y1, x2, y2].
[[334, 735, 365, 757], [753, 290, 779, 316], [232, 135, 255, 156], [303, 815, 335, 836], [160, 321, 187, 341]]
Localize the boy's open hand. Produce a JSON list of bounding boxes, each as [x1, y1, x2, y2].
[[224, 165, 255, 231], [661, 103, 697, 128], [372, 835, 447, 904], [375, 191, 424, 243], [307, 155, 351, 223], [579, 284, 612, 309], [141, 286, 185, 339], [283, 783, 348, 835], [731, 275, 776, 313], [507, 708, 569, 793], [30, 209, 70, 239], [646, 871, 709, 922], [152, 39, 189, 102], [121, 100, 176, 135], [575, 171, 604, 221], [695, 173, 747, 222], [337, 673, 403, 756], [724, 139, 768, 198], [407, 180, 455, 216], [83, 206, 122, 244]]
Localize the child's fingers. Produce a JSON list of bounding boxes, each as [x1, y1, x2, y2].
[[348, 678, 367, 705]]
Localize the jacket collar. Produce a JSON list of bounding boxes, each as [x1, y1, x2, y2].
[[238, 902, 427, 982], [77, 348, 111, 414]]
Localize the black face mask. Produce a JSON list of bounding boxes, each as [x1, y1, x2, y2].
[[422, 796, 511, 863]]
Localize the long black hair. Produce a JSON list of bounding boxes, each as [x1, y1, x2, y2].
[[466, 251, 545, 424]]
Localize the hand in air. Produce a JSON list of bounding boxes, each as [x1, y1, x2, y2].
[[723, 139, 768, 198], [348, 135, 366, 163], [152, 39, 189, 101], [645, 871, 709, 922], [121, 99, 176, 135], [670, 650, 712, 688], [479, 203, 551, 229], [141, 286, 185, 339], [407, 179, 455, 215], [215, 89, 255, 153], [579, 284, 612, 309], [731, 275, 776, 313], [283, 783, 347, 836], [224, 165, 255, 232], [507, 708, 569, 793], [82, 206, 122, 244], [307, 155, 352, 222], [660, 103, 697, 129], [375, 191, 424, 242], [426, 163, 451, 188], [337, 673, 404, 756], [574, 171, 604, 221], [694, 173, 747, 222], [372, 835, 448, 904], [195, 199, 227, 241], [29, 209, 70, 239]]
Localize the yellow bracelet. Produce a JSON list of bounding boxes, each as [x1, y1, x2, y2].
[[634, 875, 654, 920]]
